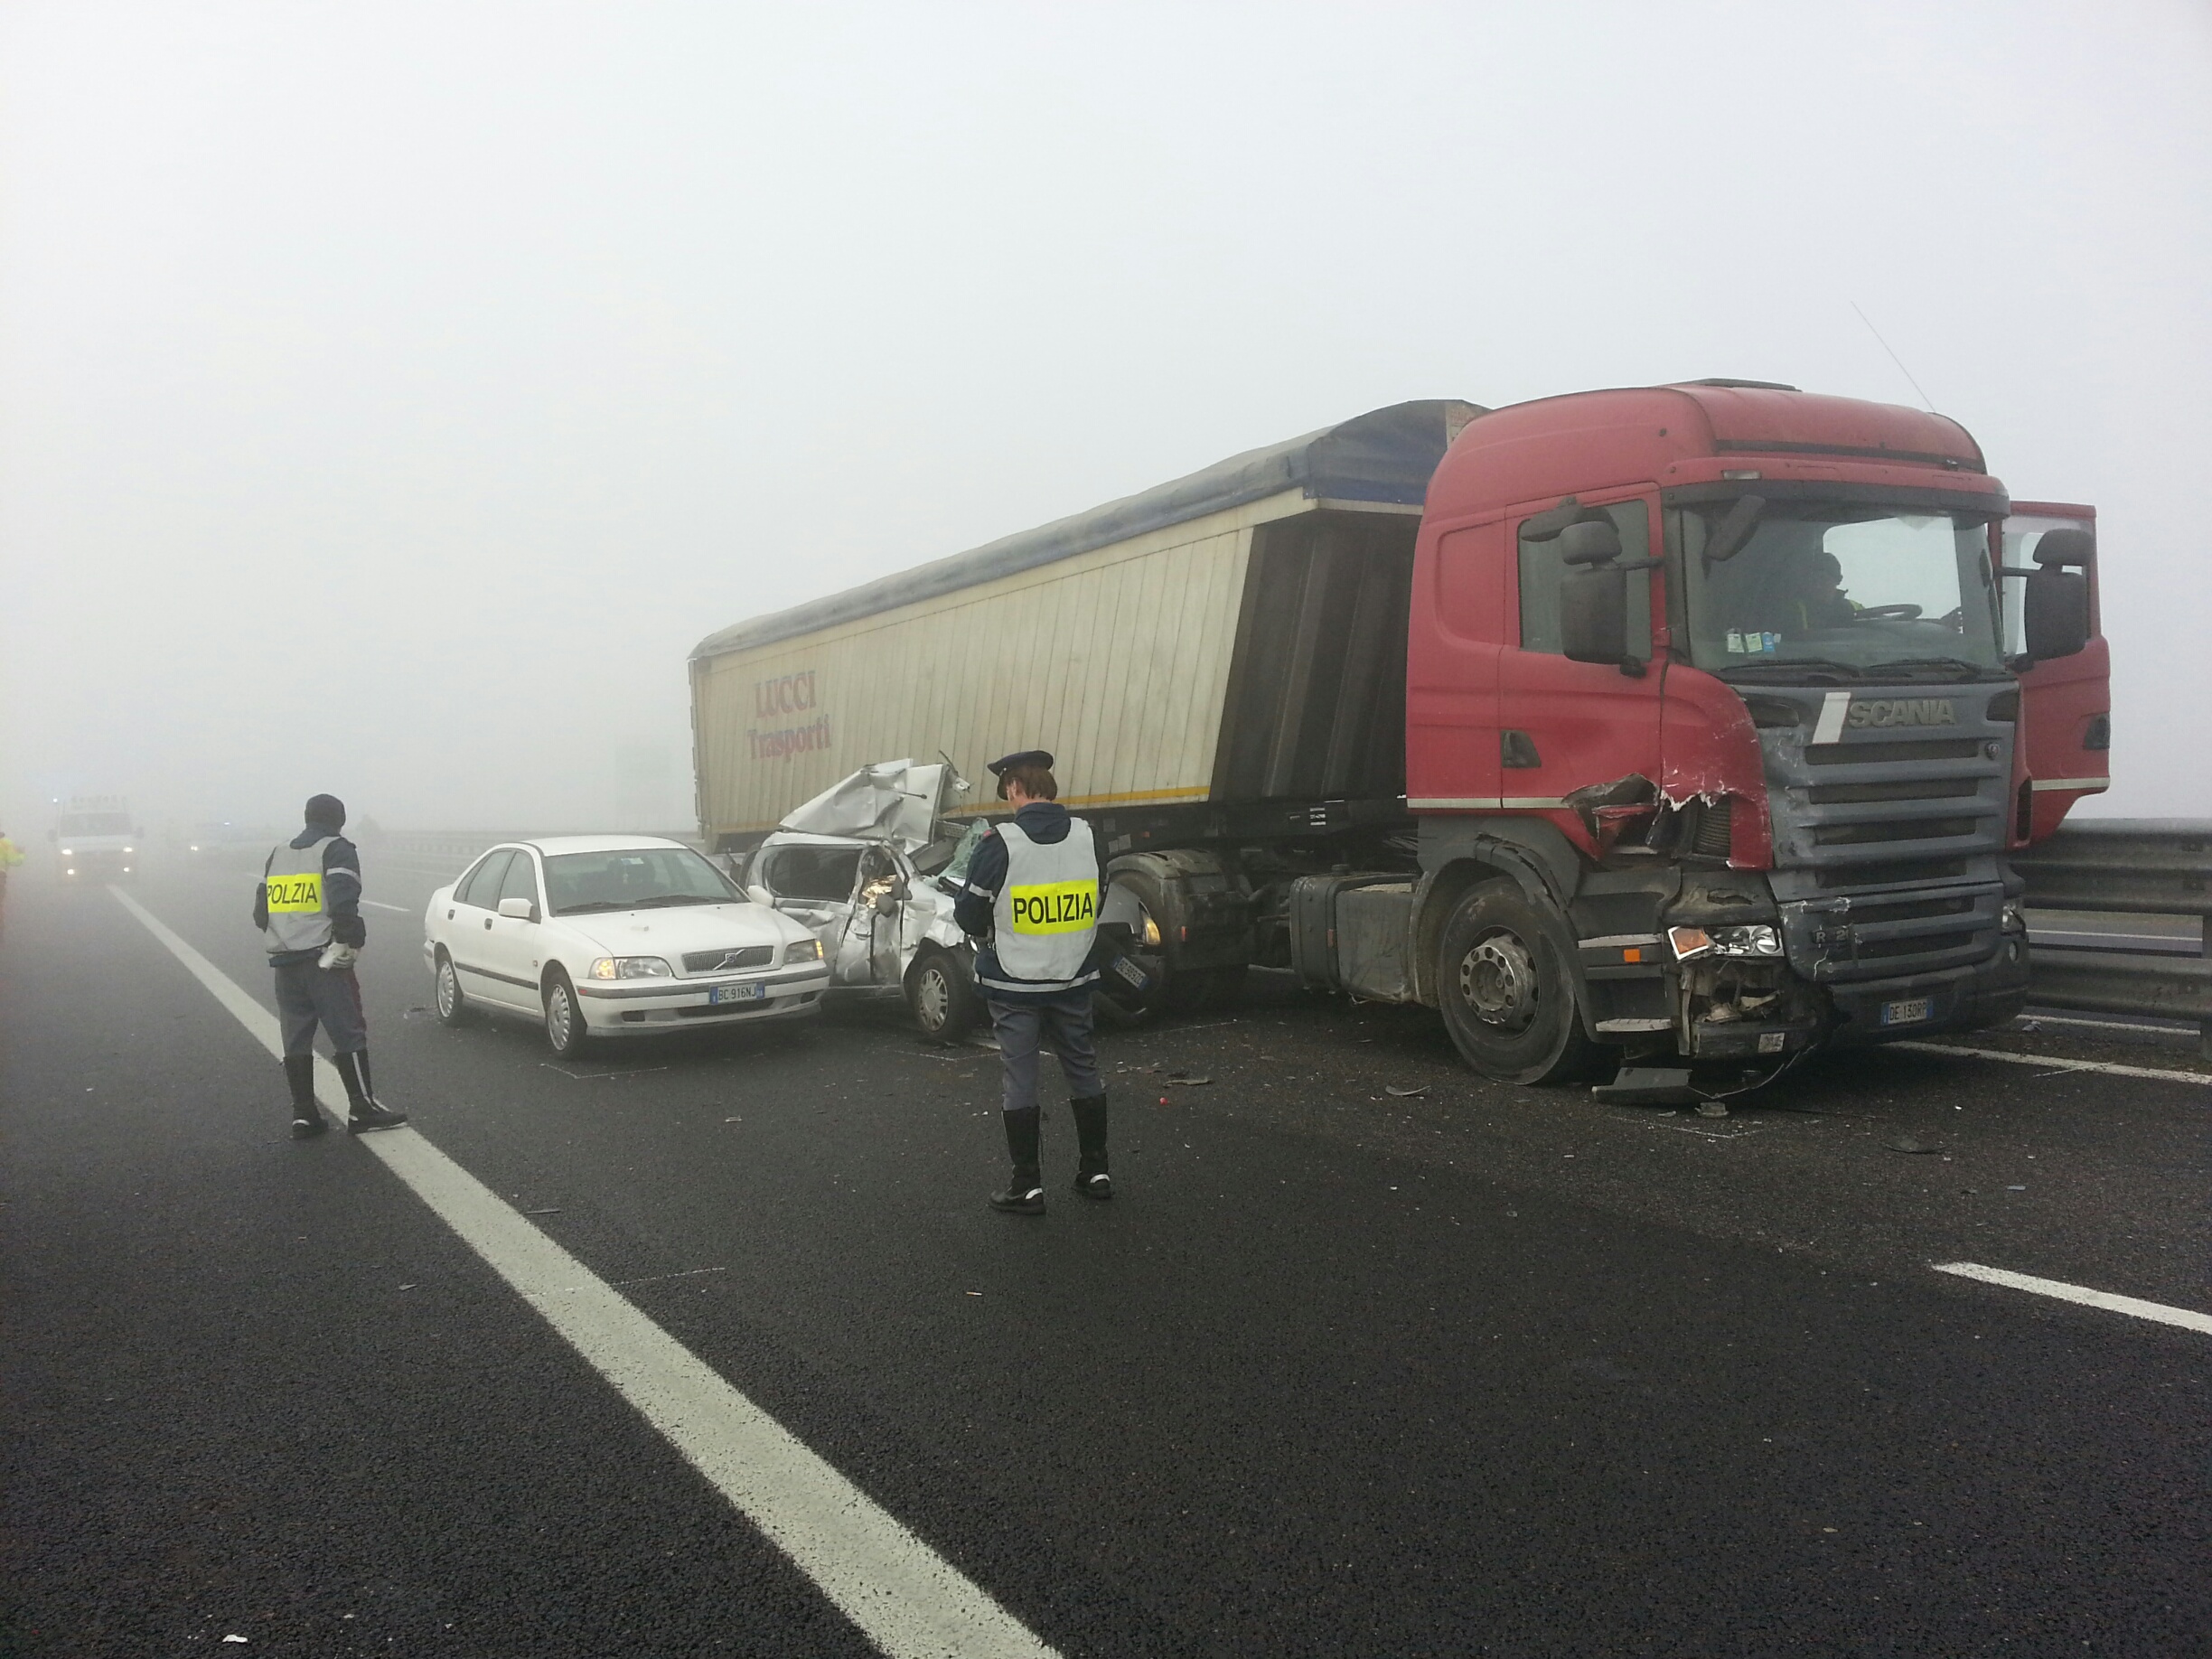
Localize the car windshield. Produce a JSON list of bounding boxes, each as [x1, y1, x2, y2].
[[60, 812, 132, 835], [543, 847, 741, 915], [1679, 500, 2004, 680]]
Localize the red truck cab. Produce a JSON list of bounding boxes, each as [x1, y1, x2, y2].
[[1396, 380, 2104, 1083]]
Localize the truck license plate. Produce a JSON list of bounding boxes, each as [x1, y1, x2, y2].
[[1879, 997, 1932, 1026], [709, 982, 767, 1005]]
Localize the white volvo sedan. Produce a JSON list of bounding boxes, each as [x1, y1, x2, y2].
[[421, 836, 830, 1056]]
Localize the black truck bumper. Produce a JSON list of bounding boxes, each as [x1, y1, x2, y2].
[[1822, 937, 2031, 1045]]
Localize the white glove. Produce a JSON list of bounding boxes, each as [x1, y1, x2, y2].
[[318, 941, 360, 970]]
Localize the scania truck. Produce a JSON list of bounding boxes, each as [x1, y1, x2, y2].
[[689, 383, 2107, 1085]]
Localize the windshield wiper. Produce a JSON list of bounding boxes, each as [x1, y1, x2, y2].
[[630, 893, 720, 908], [553, 899, 630, 914], [1861, 657, 1997, 682], [1714, 657, 1861, 684]]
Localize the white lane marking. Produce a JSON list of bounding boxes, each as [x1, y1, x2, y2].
[[108, 886, 1057, 1659], [1889, 1040, 2212, 1088], [1810, 690, 1851, 745], [361, 899, 410, 913], [1934, 1262, 2212, 1336]]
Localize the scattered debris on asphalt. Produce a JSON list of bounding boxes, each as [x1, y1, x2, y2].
[[1165, 1071, 1214, 1086], [523, 1207, 563, 1215], [1695, 1101, 1729, 1119], [1887, 1137, 1938, 1155], [1385, 1084, 1428, 1098]]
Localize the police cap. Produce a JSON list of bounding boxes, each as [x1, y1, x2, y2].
[[986, 750, 1054, 799]]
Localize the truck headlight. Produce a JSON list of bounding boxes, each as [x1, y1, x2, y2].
[[589, 956, 673, 980], [1668, 923, 1783, 961], [60, 848, 72, 857], [783, 938, 824, 963], [2001, 900, 2027, 932]]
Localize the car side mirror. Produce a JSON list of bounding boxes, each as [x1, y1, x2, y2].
[[745, 884, 773, 905], [497, 895, 539, 922]]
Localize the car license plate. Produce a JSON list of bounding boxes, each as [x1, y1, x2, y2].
[[1879, 996, 1932, 1026], [709, 982, 767, 1005]]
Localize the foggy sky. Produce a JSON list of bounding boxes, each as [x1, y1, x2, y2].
[[5, 1, 2208, 839]]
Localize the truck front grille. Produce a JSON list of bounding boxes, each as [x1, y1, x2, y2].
[[1757, 684, 2015, 983]]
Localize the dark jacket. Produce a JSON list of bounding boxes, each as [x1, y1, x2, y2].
[[253, 821, 366, 965], [955, 801, 1105, 1005]]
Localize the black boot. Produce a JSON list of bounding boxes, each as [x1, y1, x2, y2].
[[286, 1054, 329, 1139], [335, 1050, 408, 1134], [1070, 1092, 1111, 1199], [989, 1105, 1045, 1214]]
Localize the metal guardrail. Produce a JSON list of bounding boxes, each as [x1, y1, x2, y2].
[[2013, 820, 2212, 1054]]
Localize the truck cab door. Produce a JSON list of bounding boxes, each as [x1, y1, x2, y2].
[[1494, 496, 1666, 854], [2001, 503, 2108, 842]]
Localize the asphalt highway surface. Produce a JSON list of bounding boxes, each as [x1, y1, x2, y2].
[[4, 859, 2207, 1657]]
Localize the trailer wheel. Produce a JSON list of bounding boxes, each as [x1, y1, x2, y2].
[[906, 949, 980, 1045], [1436, 879, 1600, 1085]]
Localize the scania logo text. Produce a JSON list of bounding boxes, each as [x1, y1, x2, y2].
[[1847, 698, 1957, 729]]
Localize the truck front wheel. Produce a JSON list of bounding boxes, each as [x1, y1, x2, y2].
[[1436, 879, 1600, 1085]]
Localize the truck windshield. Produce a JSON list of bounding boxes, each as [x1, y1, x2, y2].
[[1678, 501, 2003, 680], [60, 812, 131, 835]]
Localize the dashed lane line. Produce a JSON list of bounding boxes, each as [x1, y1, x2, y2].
[[1890, 1040, 2212, 1087], [108, 886, 1058, 1659], [361, 899, 410, 913], [1934, 1262, 2212, 1336]]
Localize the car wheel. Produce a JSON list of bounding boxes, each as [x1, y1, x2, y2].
[[434, 950, 469, 1026], [542, 969, 591, 1059], [1435, 878, 1602, 1085], [906, 949, 980, 1045]]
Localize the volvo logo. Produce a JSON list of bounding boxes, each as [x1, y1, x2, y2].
[[1847, 698, 1957, 729]]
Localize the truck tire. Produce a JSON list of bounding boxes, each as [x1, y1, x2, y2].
[[1435, 878, 1600, 1085], [906, 949, 980, 1045], [542, 968, 592, 1060]]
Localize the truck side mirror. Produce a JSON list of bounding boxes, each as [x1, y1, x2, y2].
[[1561, 564, 1630, 666], [2022, 529, 2093, 660], [1559, 520, 1622, 566], [2023, 567, 2089, 660]]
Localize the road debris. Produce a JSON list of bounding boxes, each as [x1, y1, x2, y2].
[[1384, 1084, 1428, 1099], [1695, 1101, 1729, 1119], [1886, 1137, 1938, 1155]]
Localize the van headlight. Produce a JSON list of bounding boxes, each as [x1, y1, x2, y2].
[[784, 938, 824, 963], [1668, 923, 1783, 961], [589, 956, 673, 979]]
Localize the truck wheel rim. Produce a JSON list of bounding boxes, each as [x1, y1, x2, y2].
[[916, 966, 951, 1029], [1460, 931, 1538, 1032], [436, 961, 458, 1017], [548, 987, 572, 1045]]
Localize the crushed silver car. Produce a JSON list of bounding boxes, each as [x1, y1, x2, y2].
[[741, 761, 988, 1042]]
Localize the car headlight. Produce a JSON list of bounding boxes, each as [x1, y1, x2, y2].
[[1668, 923, 1783, 961], [123, 846, 134, 853], [783, 938, 824, 963], [59, 848, 72, 857], [588, 956, 673, 980]]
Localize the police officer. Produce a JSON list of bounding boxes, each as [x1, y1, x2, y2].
[[955, 751, 1111, 1213], [255, 794, 407, 1139]]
